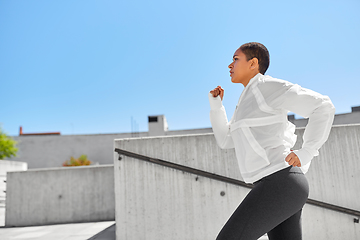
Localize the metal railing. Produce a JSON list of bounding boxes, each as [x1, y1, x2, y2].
[[115, 148, 360, 219]]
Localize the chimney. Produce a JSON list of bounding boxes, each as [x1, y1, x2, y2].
[[148, 115, 168, 136], [19, 126, 23, 135]]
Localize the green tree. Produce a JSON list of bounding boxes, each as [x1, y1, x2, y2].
[[0, 126, 18, 159]]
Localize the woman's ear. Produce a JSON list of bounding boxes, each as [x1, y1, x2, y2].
[[250, 57, 259, 70]]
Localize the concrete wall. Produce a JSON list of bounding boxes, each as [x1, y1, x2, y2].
[[114, 154, 359, 240], [0, 160, 27, 226], [5, 165, 114, 227], [293, 124, 360, 210], [10, 128, 212, 169], [114, 155, 252, 240], [114, 124, 360, 239], [116, 133, 240, 180]]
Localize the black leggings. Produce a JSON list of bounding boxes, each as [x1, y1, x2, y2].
[[216, 166, 309, 240]]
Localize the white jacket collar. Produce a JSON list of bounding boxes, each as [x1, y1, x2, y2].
[[246, 72, 263, 88]]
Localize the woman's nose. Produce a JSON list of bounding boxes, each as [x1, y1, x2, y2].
[[228, 63, 233, 69]]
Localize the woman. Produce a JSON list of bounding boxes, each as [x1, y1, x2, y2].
[[209, 42, 335, 240]]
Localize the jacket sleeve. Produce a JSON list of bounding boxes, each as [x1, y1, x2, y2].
[[208, 92, 235, 149], [272, 84, 336, 166]]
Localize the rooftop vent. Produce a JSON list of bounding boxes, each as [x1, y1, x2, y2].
[[148, 115, 168, 136], [148, 116, 158, 122], [351, 106, 360, 112]]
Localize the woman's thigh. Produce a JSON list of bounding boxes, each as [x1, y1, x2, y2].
[[216, 166, 309, 240], [267, 209, 303, 240]]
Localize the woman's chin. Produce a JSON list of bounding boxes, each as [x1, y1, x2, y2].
[[231, 78, 239, 83]]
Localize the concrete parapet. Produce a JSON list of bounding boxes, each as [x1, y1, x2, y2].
[[114, 124, 360, 239], [293, 124, 360, 211], [0, 160, 28, 201], [0, 160, 27, 226], [5, 165, 115, 227], [114, 154, 360, 239], [114, 154, 252, 239], [116, 133, 242, 181], [116, 124, 360, 211]]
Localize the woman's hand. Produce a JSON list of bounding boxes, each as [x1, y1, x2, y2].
[[210, 86, 224, 101], [285, 152, 301, 167]]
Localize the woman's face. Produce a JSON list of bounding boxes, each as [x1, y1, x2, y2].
[[228, 49, 254, 86]]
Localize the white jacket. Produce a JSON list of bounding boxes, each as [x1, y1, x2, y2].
[[209, 73, 335, 183]]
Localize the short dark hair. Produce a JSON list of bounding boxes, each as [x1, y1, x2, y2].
[[239, 42, 270, 74]]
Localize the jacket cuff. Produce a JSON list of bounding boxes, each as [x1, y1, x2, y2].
[[208, 92, 223, 110], [293, 148, 313, 167]]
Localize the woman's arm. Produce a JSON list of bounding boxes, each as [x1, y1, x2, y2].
[[276, 84, 336, 166], [208, 86, 235, 149]]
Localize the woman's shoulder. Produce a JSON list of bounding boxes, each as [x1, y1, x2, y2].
[[260, 74, 293, 86], [257, 74, 295, 93]]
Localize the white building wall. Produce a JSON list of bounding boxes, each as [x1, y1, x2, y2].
[[8, 109, 359, 170], [10, 133, 143, 169], [9, 128, 212, 169]]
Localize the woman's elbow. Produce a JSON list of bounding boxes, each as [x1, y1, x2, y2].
[[322, 96, 336, 114]]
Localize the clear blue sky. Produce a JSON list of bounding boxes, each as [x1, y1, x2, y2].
[[1, 0, 359, 136]]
